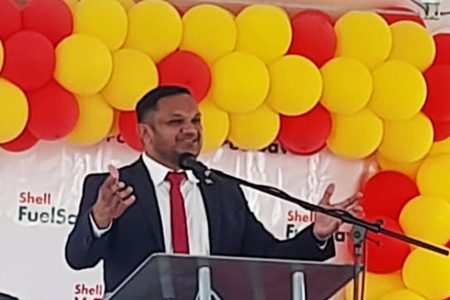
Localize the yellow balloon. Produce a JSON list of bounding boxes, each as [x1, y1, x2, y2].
[[345, 272, 405, 300], [400, 195, 450, 245], [379, 113, 433, 163], [109, 110, 120, 136], [266, 55, 322, 116], [116, 0, 135, 10], [210, 52, 269, 114], [102, 48, 158, 111], [320, 57, 373, 114], [429, 137, 450, 157], [389, 21, 435, 72], [199, 100, 229, 153], [369, 61, 427, 121], [0, 38, 4, 72], [67, 94, 114, 145], [403, 249, 450, 300], [228, 104, 280, 150], [379, 289, 426, 300], [180, 4, 236, 64], [376, 152, 422, 181], [55, 34, 112, 96], [335, 11, 392, 69], [327, 108, 383, 159], [63, 0, 78, 13], [125, 0, 182, 62], [417, 154, 450, 201], [74, 0, 128, 51], [0, 79, 29, 143], [235, 5, 291, 63]]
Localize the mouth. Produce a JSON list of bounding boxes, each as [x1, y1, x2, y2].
[[178, 138, 200, 146]]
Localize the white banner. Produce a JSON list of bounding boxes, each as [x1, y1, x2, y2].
[[0, 137, 364, 300]]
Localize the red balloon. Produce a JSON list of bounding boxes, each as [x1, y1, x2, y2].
[[434, 33, 450, 66], [348, 215, 411, 273], [431, 119, 450, 141], [157, 50, 211, 102], [278, 104, 332, 155], [447, 240, 450, 249], [27, 80, 79, 140], [1, 31, 55, 91], [0, 127, 38, 152], [22, 0, 73, 45], [422, 65, 450, 122], [0, 0, 21, 40], [379, 7, 425, 26], [361, 170, 419, 220], [118, 111, 144, 152], [288, 10, 336, 67]]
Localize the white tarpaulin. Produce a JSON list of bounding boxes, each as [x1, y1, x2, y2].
[[0, 138, 364, 300]]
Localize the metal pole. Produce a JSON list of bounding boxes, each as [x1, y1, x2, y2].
[[292, 272, 306, 300], [198, 266, 212, 300]]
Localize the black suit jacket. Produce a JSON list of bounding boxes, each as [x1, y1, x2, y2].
[[0, 293, 19, 300], [65, 158, 335, 293]]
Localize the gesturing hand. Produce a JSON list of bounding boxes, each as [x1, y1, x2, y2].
[[92, 165, 136, 229], [312, 184, 363, 241]]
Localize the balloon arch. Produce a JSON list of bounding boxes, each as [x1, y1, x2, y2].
[[0, 0, 449, 299]]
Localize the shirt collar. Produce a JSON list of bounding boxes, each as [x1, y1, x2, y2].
[[141, 154, 199, 185]]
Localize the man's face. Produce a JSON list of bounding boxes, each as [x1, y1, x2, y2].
[[139, 93, 202, 165]]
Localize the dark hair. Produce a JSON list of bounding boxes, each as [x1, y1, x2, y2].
[[136, 86, 191, 123]]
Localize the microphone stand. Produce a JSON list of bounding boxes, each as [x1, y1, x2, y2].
[[195, 167, 449, 300]]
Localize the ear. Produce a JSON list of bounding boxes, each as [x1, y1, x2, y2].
[[138, 123, 153, 145]]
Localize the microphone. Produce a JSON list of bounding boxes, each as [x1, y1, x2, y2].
[[178, 153, 216, 182], [177, 153, 449, 259]]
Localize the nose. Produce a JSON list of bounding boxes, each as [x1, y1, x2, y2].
[[181, 123, 198, 136]]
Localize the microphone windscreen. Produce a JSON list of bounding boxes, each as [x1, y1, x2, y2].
[[178, 153, 197, 170]]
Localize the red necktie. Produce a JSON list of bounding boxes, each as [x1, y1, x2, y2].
[[166, 171, 189, 253]]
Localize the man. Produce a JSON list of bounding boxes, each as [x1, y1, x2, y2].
[[65, 86, 362, 294]]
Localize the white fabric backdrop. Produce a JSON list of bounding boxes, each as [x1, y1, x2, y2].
[[1, 1, 449, 299], [0, 137, 365, 300]]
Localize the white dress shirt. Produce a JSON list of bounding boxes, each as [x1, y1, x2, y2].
[[90, 154, 210, 255]]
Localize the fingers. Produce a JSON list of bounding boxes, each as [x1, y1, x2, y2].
[[102, 165, 119, 190], [117, 186, 134, 200], [100, 180, 123, 203], [110, 181, 126, 194], [348, 204, 365, 218], [95, 168, 136, 222], [330, 193, 365, 218], [108, 186, 136, 217], [103, 174, 118, 189], [347, 203, 363, 211], [121, 194, 136, 206], [110, 185, 134, 203], [319, 183, 335, 205], [335, 192, 363, 208], [112, 194, 136, 218], [101, 178, 132, 206], [108, 164, 119, 181]]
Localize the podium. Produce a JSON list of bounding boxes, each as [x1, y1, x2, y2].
[[105, 254, 357, 300]]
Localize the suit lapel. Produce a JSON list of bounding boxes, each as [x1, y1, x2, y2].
[[126, 158, 223, 253], [128, 159, 165, 251], [198, 181, 222, 253]]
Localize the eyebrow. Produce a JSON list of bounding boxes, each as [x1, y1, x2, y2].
[[168, 113, 185, 118], [168, 112, 201, 118]]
